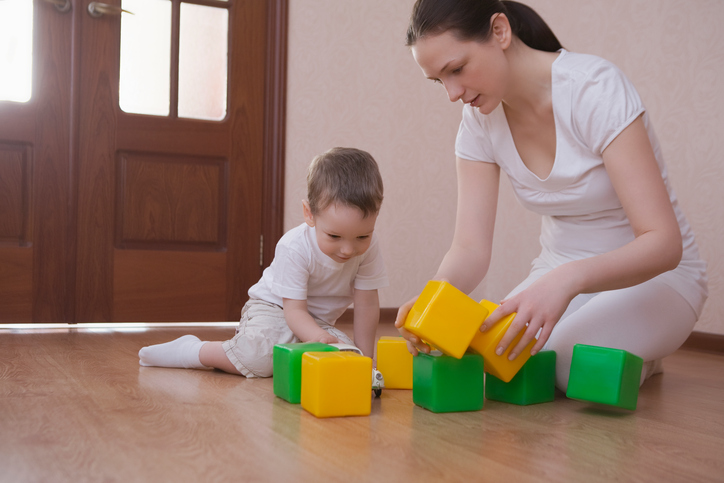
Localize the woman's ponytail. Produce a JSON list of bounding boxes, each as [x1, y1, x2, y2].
[[502, 1, 562, 52]]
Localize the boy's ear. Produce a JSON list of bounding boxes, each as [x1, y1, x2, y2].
[[302, 200, 315, 227]]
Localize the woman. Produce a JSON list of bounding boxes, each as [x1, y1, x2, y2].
[[395, 0, 707, 390]]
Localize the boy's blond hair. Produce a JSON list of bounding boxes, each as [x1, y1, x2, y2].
[[307, 147, 384, 218]]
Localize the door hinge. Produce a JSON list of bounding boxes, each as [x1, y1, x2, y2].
[[259, 234, 264, 267]]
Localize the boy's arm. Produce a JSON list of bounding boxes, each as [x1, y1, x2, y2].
[[282, 298, 339, 344], [352, 289, 380, 359]]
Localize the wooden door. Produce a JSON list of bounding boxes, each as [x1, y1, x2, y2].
[[0, 0, 286, 323], [0, 0, 75, 322]]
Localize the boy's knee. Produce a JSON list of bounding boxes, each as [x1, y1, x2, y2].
[[244, 355, 274, 378]]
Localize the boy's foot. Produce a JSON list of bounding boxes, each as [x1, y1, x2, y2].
[[139, 335, 209, 369]]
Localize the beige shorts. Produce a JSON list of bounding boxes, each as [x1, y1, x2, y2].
[[222, 298, 354, 378]]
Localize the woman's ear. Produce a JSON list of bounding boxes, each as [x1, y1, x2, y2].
[[491, 13, 512, 49], [302, 200, 315, 227]]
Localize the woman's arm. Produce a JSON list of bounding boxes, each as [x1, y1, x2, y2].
[[283, 298, 340, 344], [352, 289, 380, 359], [395, 157, 501, 354], [434, 157, 501, 291], [493, 115, 683, 358], [571, 115, 682, 288]]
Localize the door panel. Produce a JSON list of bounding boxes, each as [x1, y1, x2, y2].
[[113, 249, 226, 321], [0, 0, 286, 323], [116, 151, 227, 251], [0, 247, 33, 320], [0, 142, 31, 246]]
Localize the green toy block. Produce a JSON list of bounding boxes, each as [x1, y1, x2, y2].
[[566, 344, 643, 410], [413, 351, 484, 413], [273, 342, 339, 404], [485, 350, 556, 405]]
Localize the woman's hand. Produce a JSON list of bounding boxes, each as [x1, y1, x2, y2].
[[482, 266, 578, 360], [394, 297, 431, 356]]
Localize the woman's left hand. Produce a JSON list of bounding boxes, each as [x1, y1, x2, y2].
[[481, 265, 579, 360]]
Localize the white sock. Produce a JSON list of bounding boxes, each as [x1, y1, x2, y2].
[[138, 335, 209, 369]]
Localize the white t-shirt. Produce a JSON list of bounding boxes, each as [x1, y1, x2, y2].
[[247, 223, 389, 324], [455, 49, 707, 316]]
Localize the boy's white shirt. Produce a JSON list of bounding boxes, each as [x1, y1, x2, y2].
[[247, 223, 388, 325]]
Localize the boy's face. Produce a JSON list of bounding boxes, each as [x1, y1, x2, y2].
[[303, 201, 377, 263]]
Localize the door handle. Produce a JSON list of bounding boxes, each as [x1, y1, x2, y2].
[[43, 0, 71, 13], [87, 2, 133, 18]]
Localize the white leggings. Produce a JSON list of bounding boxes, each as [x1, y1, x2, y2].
[[507, 268, 698, 392]]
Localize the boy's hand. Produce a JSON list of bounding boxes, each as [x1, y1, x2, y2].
[[283, 298, 341, 345], [394, 297, 431, 356], [309, 331, 340, 345]]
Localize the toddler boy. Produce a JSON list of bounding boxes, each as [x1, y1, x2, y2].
[[139, 147, 388, 377]]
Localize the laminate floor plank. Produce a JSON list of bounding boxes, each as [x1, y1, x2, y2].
[[1, 325, 722, 483]]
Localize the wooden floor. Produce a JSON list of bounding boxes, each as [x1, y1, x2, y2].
[[1, 323, 723, 483]]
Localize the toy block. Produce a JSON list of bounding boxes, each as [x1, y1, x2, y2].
[[469, 300, 536, 383], [301, 351, 372, 418], [413, 351, 484, 413], [403, 281, 490, 359], [566, 344, 643, 410], [485, 350, 556, 405], [376, 336, 413, 389], [273, 342, 339, 404]]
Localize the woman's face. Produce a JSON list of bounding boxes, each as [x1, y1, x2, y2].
[[411, 29, 510, 115]]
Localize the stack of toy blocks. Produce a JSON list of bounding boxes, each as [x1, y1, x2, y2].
[[301, 351, 372, 418], [376, 336, 413, 389], [272, 342, 339, 404], [566, 344, 643, 410], [403, 281, 535, 381], [413, 351, 485, 413], [485, 350, 556, 405], [469, 300, 536, 383], [403, 281, 490, 359]]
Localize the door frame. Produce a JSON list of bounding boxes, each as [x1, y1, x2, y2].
[[262, 0, 287, 269]]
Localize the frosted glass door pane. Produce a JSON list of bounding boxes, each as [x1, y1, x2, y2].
[[179, 4, 228, 121], [119, 0, 171, 116], [0, 0, 33, 103]]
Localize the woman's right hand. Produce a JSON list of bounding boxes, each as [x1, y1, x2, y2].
[[394, 297, 431, 356]]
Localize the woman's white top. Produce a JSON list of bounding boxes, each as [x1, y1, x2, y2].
[[455, 49, 707, 316]]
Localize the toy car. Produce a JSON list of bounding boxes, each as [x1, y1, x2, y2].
[[329, 343, 385, 397]]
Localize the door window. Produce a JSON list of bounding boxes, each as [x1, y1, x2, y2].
[[119, 0, 172, 116], [119, 0, 228, 121], [178, 3, 228, 121], [0, 0, 33, 103]]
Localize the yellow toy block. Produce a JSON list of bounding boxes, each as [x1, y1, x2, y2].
[[376, 336, 413, 389], [469, 300, 536, 383], [301, 351, 372, 418], [403, 281, 490, 359]]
